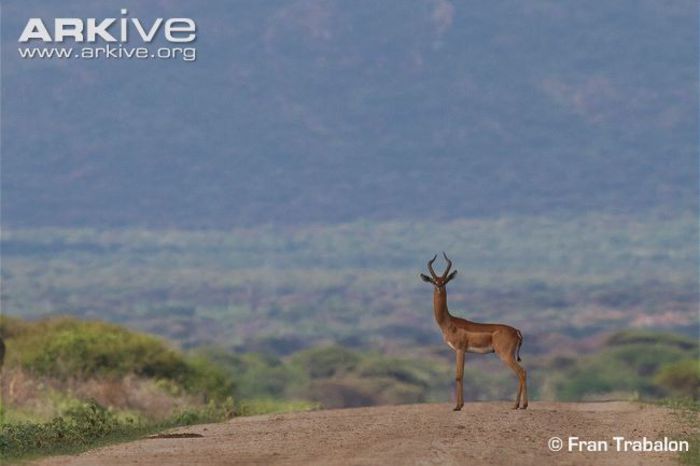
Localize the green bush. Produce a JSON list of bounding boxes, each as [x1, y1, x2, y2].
[[356, 357, 431, 387], [2, 316, 235, 401], [607, 331, 698, 352], [197, 349, 304, 400], [290, 346, 360, 378], [180, 355, 236, 401], [7, 317, 186, 380], [553, 331, 698, 401], [0, 401, 130, 459], [655, 360, 700, 400]]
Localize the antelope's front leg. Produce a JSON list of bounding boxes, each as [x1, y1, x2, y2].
[[453, 349, 465, 411]]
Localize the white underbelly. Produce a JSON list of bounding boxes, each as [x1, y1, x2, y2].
[[445, 341, 494, 354], [467, 346, 494, 354]]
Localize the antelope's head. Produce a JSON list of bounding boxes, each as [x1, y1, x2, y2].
[[420, 252, 458, 291]]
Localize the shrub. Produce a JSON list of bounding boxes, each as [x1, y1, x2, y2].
[[180, 355, 236, 401], [196, 349, 303, 399], [6, 317, 185, 380], [655, 360, 700, 400], [0, 398, 236, 460], [0, 401, 130, 459], [2, 316, 235, 401], [553, 331, 698, 401], [356, 357, 430, 387], [607, 331, 698, 352], [290, 346, 360, 378]]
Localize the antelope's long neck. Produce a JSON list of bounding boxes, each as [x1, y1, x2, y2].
[[433, 287, 451, 327]]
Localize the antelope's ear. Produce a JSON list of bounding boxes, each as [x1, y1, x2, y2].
[[419, 273, 434, 284], [445, 270, 458, 283]]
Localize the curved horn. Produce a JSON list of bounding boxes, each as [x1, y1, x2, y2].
[[442, 252, 452, 278], [427, 254, 438, 279]]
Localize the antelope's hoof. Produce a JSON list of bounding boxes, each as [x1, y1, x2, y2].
[[520, 404, 528, 410], [453, 406, 462, 411]]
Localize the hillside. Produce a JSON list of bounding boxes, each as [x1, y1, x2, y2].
[[2, 1, 697, 228]]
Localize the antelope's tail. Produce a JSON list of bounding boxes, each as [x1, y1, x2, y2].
[[515, 329, 523, 362]]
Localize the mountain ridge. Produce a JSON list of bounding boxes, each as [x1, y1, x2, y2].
[[2, 0, 697, 228]]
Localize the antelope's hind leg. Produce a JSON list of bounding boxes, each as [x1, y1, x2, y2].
[[519, 363, 528, 409], [498, 353, 527, 409], [520, 367, 527, 409]]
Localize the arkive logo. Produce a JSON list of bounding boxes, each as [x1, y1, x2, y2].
[[17, 9, 197, 62], [18, 9, 196, 43]]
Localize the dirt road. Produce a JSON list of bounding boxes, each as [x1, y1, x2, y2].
[[37, 402, 695, 465]]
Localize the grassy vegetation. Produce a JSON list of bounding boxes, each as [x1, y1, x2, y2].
[[0, 400, 230, 460], [658, 399, 700, 465], [680, 435, 700, 466], [0, 316, 313, 462]]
